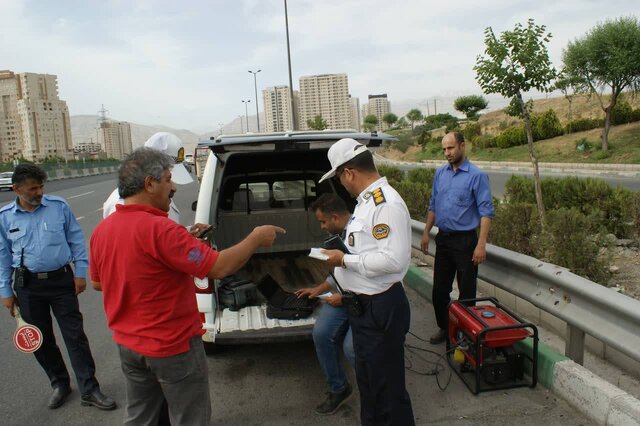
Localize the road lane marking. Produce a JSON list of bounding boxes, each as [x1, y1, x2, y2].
[[67, 191, 95, 199], [77, 216, 85, 221]]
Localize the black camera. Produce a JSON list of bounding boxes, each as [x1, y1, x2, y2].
[[14, 267, 26, 289], [341, 291, 363, 317]]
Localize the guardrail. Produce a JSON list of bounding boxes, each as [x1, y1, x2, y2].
[[411, 219, 640, 365]]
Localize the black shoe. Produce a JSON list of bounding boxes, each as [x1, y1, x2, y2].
[[48, 386, 71, 409], [315, 383, 353, 415], [430, 328, 447, 345], [81, 389, 117, 410]]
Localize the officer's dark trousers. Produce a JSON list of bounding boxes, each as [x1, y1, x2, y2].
[[349, 282, 414, 426], [15, 269, 99, 394], [433, 230, 478, 331]]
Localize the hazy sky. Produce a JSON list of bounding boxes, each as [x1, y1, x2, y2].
[[2, 0, 638, 133]]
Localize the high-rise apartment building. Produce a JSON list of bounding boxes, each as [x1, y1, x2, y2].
[[349, 95, 360, 131], [98, 121, 132, 160], [262, 86, 295, 132], [0, 70, 73, 162], [367, 94, 391, 131], [298, 74, 351, 130]]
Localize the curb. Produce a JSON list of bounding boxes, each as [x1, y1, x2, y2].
[[403, 265, 640, 425]]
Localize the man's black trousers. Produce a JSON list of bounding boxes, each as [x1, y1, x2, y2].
[[15, 269, 99, 394], [432, 230, 478, 331], [349, 282, 414, 426]]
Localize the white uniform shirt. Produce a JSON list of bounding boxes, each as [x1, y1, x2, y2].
[[102, 188, 181, 223], [334, 177, 412, 295]]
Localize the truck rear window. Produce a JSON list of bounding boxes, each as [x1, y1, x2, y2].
[[222, 179, 316, 211]]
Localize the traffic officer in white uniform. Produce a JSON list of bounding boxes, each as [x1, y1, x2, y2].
[[319, 138, 414, 426], [103, 132, 193, 223]]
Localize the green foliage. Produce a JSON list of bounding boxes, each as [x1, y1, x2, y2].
[[504, 97, 534, 119], [406, 167, 435, 187], [395, 117, 408, 129], [453, 95, 489, 120], [565, 117, 604, 133], [489, 203, 540, 256], [463, 122, 482, 142], [496, 126, 527, 148], [363, 114, 379, 132], [377, 165, 404, 182], [406, 108, 424, 129], [382, 113, 398, 127], [393, 133, 414, 153], [626, 191, 640, 238], [574, 138, 594, 152], [535, 208, 611, 284], [307, 115, 327, 130], [473, 134, 497, 149], [591, 150, 611, 160], [611, 99, 634, 125], [532, 109, 564, 140], [393, 180, 430, 221], [423, 113, 459, 131]]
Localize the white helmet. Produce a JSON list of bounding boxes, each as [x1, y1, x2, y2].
[[144, 132, 193, 185]]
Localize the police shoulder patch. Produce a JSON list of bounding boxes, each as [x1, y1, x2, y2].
[[372, 187, 386, 206], [372, 223, 390, 240]]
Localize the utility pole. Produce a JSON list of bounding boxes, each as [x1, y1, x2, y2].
[[434, 98, 437, 115], [426, 103, 430, 117], [284, 0, 297, 130], [242, 100, 251, 132], [248, 69, 262, 132]]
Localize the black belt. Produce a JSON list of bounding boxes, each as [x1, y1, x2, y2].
[[27, 265, 71, 280], [438, 229, 476, 237], [356, 282, 402, 300]]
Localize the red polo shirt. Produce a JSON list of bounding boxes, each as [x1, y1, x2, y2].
[[90, 204, 218, 357]]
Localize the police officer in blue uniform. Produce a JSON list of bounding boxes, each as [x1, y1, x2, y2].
[[0, 164, 115, 410]]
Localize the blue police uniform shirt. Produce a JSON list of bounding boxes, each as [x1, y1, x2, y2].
[[0, 194, 88, 298], [428, 158, 495, 232]]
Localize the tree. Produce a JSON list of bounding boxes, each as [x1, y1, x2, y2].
[[362, 114, 379, 132], [405, 108, 424, 130], [307, 114, 327, 130], [454, 95, 489, 120], [382, 112, 398, 129], [474, 18, 557, 224], [562, 16, 640, 152], [396, 117, 408, 128], [553, 70, 584, 133]]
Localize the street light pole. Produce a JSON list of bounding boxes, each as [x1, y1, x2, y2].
[[241, 100, 251, 133], [284, 0, 297, 130], [239, 115, 244, 133], [248, 69, 262, 132]]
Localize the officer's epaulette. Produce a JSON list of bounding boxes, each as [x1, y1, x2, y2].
[[44, 194, 69, 205], [372, 187, 386, 206], [0, 202, 14, 214]]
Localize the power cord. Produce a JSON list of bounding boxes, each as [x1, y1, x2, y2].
[[404, 330, 459, 391]]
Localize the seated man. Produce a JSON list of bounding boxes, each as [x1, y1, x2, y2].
[[296, 193, 355, 415]]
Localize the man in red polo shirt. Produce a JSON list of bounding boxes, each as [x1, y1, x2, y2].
[[90, 148, 284, 425]]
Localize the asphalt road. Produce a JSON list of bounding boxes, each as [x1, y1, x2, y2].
[[0, 174, 592, 425]]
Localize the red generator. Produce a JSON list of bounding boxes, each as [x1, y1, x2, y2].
[[447, 297, 538, 394]]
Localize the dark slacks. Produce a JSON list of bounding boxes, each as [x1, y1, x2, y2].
[[349, 283, 414, 426], [432, 230, 478, 330], [15, 269, 99, 394]]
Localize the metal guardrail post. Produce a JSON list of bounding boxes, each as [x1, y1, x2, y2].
[[566, 324, 585, 365]]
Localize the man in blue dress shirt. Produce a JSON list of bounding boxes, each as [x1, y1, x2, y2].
[[0, 164, 115, 410], [420, 132, 495, 344]]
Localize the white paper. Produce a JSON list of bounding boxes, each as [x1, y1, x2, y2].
[[317, 292, 333, 300], [309, 247, 329, 261]]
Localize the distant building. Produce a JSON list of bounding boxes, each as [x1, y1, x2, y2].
[[0, 70, 73, 162], [98, 121, 132, 159], [262, 86, 295, 132], [349, 95, 360, 131], [298, 73, 351, 130], [73, 140, 102, 154], [367, 94, 391, 131]]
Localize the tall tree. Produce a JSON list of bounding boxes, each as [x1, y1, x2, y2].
[[406, 108, 424, 130], [453, 95, 489, 120], [474, 18, 557, 224], [382, 112, 398, 129], [553, 70, 584, 133], [307, 114, 327, 130], [363, 114, 379, 132], [562, 16, 640, 151]]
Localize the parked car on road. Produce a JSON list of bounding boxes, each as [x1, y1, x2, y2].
[[0, 172, 13, 191], [193, 130, 395, 348]]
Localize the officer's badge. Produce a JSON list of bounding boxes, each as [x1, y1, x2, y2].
[[372, 224, 390, 240], [372, 187, 386, 206], [348, 232, 355, 246]]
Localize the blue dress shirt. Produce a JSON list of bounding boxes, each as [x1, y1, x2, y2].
[[0, 195, 88, 298], [428, 159, 495, 232]]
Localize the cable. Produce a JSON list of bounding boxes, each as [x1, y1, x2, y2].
[[404, 330, 459, 391]]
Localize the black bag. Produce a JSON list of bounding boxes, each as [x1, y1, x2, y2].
[[256, 274, 317, 320], [218, 276, 257, 311]]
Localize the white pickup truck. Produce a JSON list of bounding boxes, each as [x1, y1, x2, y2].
[[193, 130, 395, 348]]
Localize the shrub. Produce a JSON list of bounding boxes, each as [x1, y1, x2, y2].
[[474, 134, 497, 149], [631, 109, 640, 123], [407, 167, 435, 187], [565, 117, 604, 133], [591, 150, 611, 160], [574, 138, 594, 152], [496, 126, 527, 148], [377, 165, 404, 182], [394, 181, 430, 221], [533, 208, 611, 285], [532, 109, 563, 140], [626, 191, 640, 239], [463, 122, 482, 142], [393, 133, 414, 153], [611, 99, 633, 125], [489, 203, 540, 256]]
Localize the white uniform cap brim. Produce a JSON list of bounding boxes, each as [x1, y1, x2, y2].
[[171, 163, 194, 185]]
